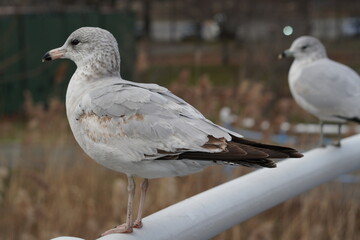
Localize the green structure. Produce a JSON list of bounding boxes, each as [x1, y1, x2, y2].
[[0, 11, 135, 115]]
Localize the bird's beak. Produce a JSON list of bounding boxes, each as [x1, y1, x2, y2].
[[42, 48, 66, 62], [278, 49, 293, 59]]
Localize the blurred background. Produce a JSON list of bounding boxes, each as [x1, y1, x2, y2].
[[0, 0, 360, 239]]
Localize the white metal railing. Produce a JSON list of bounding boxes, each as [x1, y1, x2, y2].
[[52, 134, 360, 240]]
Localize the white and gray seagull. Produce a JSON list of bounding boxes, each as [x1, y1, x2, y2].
[[280, 36, 360, 147], [43, 27, 302, 236]]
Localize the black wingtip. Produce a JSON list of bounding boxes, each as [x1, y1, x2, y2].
[[232, 136, 303, 159], [334, 115, 360, 124], [289, 152, 304, 158]]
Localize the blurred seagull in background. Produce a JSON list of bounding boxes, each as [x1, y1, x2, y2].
[[43, 27, 302, 236], [279, 36, 360, 147]]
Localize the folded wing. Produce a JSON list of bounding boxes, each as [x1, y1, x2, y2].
[[77, 79, 302, 167]]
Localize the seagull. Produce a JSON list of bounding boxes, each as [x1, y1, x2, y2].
[[43, 27, 302, 236], [279, 36, 360, 147]]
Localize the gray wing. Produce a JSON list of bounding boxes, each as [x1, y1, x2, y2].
[[77, 80, 234, 162], [294, 58, 360, 118]]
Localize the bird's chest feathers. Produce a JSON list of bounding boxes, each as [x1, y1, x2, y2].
[[289, 61, 312, 95], [66, 73, 95, 115]]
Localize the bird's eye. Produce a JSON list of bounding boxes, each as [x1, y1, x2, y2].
[[71, 39, 80, 45], [301, 45, 309, 50]]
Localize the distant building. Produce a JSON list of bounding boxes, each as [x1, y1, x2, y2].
[[312, 18, 360, 39]]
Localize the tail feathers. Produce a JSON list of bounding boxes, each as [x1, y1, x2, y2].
[[334, 115, 360, 124]]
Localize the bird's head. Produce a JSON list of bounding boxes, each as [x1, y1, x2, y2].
[[42, 27, 120, 78], [279, 36, 327, 61]]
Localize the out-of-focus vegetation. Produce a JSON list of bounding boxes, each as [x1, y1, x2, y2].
[[0, 68, 359, 239]]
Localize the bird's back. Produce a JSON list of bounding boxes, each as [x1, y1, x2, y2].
[[289, 58, 360, 122]]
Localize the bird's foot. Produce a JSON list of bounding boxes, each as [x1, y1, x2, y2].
[[101, 223, 133, 236], [133, 220, 143, 229]]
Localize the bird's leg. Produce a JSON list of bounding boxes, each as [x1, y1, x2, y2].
[[333, 123, 342, 147], [319, 121, 326, 147], [124, 175, 136, 231], [133, 178, 149, 228], [101, 175, 135, 236]]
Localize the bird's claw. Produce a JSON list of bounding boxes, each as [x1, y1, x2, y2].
[[133, 220, 143, 228], [101, 223, 133, 236]]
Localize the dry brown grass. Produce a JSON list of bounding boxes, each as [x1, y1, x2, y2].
[[0, 73, 359, 240]]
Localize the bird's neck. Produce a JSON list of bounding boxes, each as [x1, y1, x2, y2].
[[76, 50, 121, 80], [296, 50, 327, 66], [76, 63, 120, 81]]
